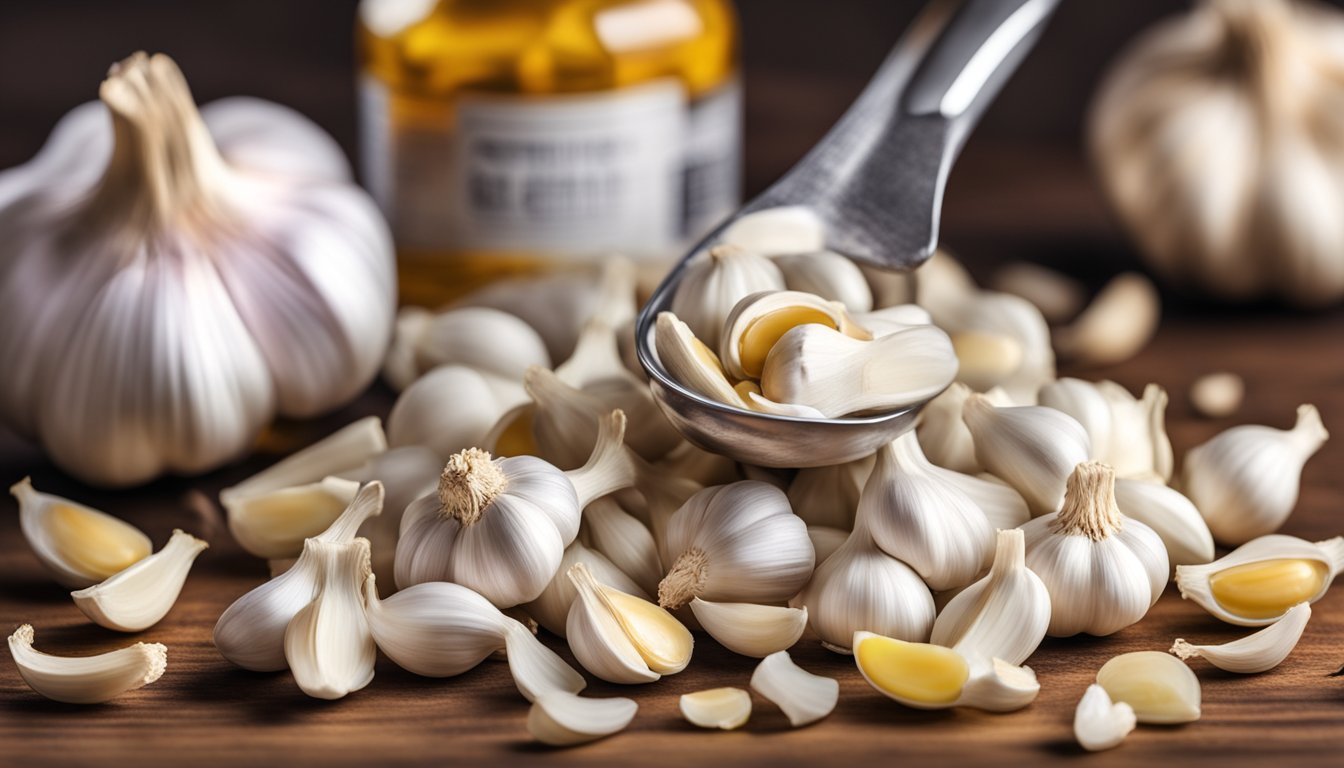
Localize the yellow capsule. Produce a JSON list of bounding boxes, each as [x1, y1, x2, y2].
[[854, 633, 968, 707], [1208, 559, 1328, 620]]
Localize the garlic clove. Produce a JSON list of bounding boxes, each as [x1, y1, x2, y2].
[[915, 249, 979, 319], [336, 446, 442, 594], [749, 650, 839, 727], [688, 598, 807, 658], [786, 454, 874, 530], [220, 416, 386, 507], [951, 331, 1024, 392], [1190, 372, 1244, 419], [566, 562, 692, 684], [957, 657, 1041, 713], [1074, 684, 1136, 752], [382, 306, 432, 391], [854, 303, 933, 337], [1054, 272, 1161, 367], [930, 468, 1031, 530], [527, 690, 639, 747], [483, 402, 537, 458], [1171, 601, 1311, 674], [225, 476, 360, 560], [806, 526, 849, 565], [525, 365, 680, 467], [931, 529, 1051, 667], [414, 306, 551, 384], [680, 687, 752, 730], [670, 244, 787, 347], [718, 290, 871, 381], [71, 529, 208, 632], [284, 537, 376, 700], [1114, 478, 1215, 570], [852, 631, 1038, 712], [1180, 404, 1329, 545], [10, 477, 152, 588], [1096, 651, 1201, 724], [388, 365, 524, 462], [1174, 534, 1344, 626], [583, 497, 662, 596], [720, 206, 826, 256], [1038, 378, 1113, 463], [654, 311, 744, 409], [773, 251, 874, 313], [526, 540, 647, 638], [8, 624, 167, 704], [502, 620, 589, 703], [1097, 381, 1174, 482], [916, 383, 1012, 474], [962, 393, 1091, 516], [991, 262, 1086, 324], [928, 289, 1054, 405]]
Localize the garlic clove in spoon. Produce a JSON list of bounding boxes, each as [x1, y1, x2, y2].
[[1174, 534, 1344, 626], [962, 393, 1091, 516], [688, 598, 808, 658], [654, 311, 747, 410], [718, 290, 871, 381], [773, 251, 874, 313], [71, 529, 208, 632], [225, 476, 360, 560], [669, 244, 786, 351], [1171, 601, 1311, 674], [10, 477, 152, 589], [8, 624, 167, 704]]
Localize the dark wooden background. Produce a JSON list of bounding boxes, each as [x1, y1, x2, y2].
[[3, 2, 1344, 766]]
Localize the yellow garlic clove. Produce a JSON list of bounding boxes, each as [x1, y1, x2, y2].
[[688, 598, 808, 658], [11, 477, 152, 589], [1171, 602, 1311, 674], [225, 476, 360, 560], [8, 624, 167, 704], [718, 290, 870, 381], [72, 529, 208, 632], [749, 650, 839, 727], [527, 690, 639, 746], [852, 631, 1039, 712], [1175, 534, 1344, 626], [679, 687, 752, 730], [1096, 651, 1200, 724], [565, 562, 692, 684], [950, 331, 1024, 392], [1074, 684, 1135, 752]]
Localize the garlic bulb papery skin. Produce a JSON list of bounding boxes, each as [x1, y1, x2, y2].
[[528, 690, 639, 747], [1180, 404, 1328, 545], [225, 477, 360, 560], [11, 477, 152, 588], [670, 244, 786, 344], [718, 290, 871, 382], [931, 529, 1051, 666], [388, 365, 526, 462], [525, 366, 680, 468], [852, 631, 1039, 713], [773, 252, 874, 313], [688, 599, 808, 658], [750, 651, 839, 727], [720, 206, 826, 256], [963, 393, 1091, 517], [395, 410, 634, 606], [566, 562, 693, 684], [1022, 463, 1168, 637], [658, 481, 814, 610], [526, 540, 647, 637], [285, 538, 376, 700], [1096, 651, 1201, 724], [1114, 478, 1215, 570], [71, 529, 208, 632], [413, 307, 550, 385], [917, 383, 1011, 475], [1089, 0, 1344, 306], [1074, 684, 1136, 752], [1172, 601, 1311, 674], [680, 687, 752, 730], [219, 417, 387, 507], [8, 624, 167, 704], [213, 482, 383, 671], [0, 53, 394, 486], [1174, 534, 1344, 626], [336, 446, 442, 595], [786, 454, 874, 530], [583, 497, 662, 596], [362, 576, 584, 701], [760, 323, 958, 419]]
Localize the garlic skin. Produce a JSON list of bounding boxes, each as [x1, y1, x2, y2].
[[526, 540, 648, 638], [1090, 0, 1344, 306], [680, 687, 752, 730], [413, 307, 550, 384], [225, 477, 360, 560], [1174, 534, 1344, 626], [1022, 462, 1168, 637], [917, 383, 1011, 474], [720, 206, 826, 256], [388, 365, 525, 462], [670, 244, 786, 345], [10, 477, 151, 588], [219, 417, 387, 506], [931, 529, 1051, 666], [1114, 478, 1215, 569], [528, 691, 639, 747], [1172, 601, 1311, 674], [8, 624, 167, 704], [773, 252, 874, 312], [0, 53, 394, 486], [566, 562, 693, 684], [688, 599, 808, 658], [658, 481, 814, 610], [749, 651, 839, 727], [1180, 404, 1328, 545], [1074, 684, 1136, 752], [284, 537, 377, 700], [71, 529, 208, 632], [853, 631, 1039, 713], [963, 394, 1091, 516], [1053, 273, 1161, 367], [1097, 651, 1201, 724]]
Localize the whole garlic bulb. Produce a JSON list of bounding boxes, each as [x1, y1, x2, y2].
[[1090, 0, 1344, 305], [0, 53, 395, 486]]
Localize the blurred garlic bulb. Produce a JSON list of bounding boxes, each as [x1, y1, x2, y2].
[[925, 287, 1055, 404], [1090, 0, 1344, 305], [670, 244, 785, 344], [0, 53, 394, 486], [414, 307, 550, 384]]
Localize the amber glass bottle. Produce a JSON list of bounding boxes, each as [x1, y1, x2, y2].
[[357, 0, 741, 305]]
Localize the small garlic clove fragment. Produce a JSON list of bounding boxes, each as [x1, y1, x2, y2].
[[851, 631, 1038, 712], [718, 290, 870, 381], [1190, 372, 1244, 419], [962, 394, 1091, 516], [1053, 272, 1161, 367], [931, 528, 1051, 666], [680, 687, 752, 730], [220, 416, 387, 506], [528, 690, 639, 747], [689, 598, 807, 658], [1074, 684, 1136, 752], [951, 331, 1024, 392], [284, 537, 376, 700], [1171, 602, 1311, 674], [991, 261, 1086, 324], [526, 541, 647, 638], [10, 477, 152, 588], [71, 529, 208, 632], [225, 476, 360, 560], [1114, 478, 1214, 569], [1175, 535, 1344, 626], [749, 650, 839, 727], [7, 624, 167, 704], [1096, 651, 1201, 724], [720, 206, 826, 256], [773, 251, 874, 313]]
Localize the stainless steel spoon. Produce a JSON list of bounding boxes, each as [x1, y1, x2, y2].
[[635, 0, 1061, 468]]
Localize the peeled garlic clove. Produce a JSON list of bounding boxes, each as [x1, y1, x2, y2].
[[1074, 684, 1136, 752], [382, 306, 432, 391], [528, 690, 638, 746], [8, 624, 166, 704], [1172, 602, 1311, 674], [526, 540, 647, 638], [1181, 404, 1328, 545], [786, 454, 874, 530], [719, 290, 870, 381], [583, 498, 662, 596], [689, 598, 807, 658], [1190, 372, 1244, 419], [566, 562, 693, 684], [220, 416, 386, 506], [225, 476, 360, 560], [852, 631, 1038, 712], [992, 262, 1086, 324], [414, 306, 550, 384], [388, 365, 524, 462], [1096, 651, 1200, 724], [71, 529, 208, 632], [750, 650, 839, 727], [1054, 273, 1161, 367], [721, 206, 826, 256], [284, 537, 376, 700], [1175, 534, 1344, 626], [917, 383, 1012, 474], [963, 393, 1091, 516], [654, 311, 744, 409], [951, 331, 1024, 392], [1114, 478, 1214, 569], [10, 477, 151, 588], [680, 687, 752, 730], [670, 244, 786, 345], [807, 526, 849, 565], [773, 252, 874, 312], [931, 529, 1051, 666], [761, 323, 958, 418], [932, 290, 1055, 405]]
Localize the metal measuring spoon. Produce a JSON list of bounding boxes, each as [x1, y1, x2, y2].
[[635, 0, 1060, 468]]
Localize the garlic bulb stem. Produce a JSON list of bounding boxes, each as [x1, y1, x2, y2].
[[1052, 463, 1122, 541], [436, 448, 507, 526]]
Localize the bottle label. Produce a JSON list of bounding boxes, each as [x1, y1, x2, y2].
[[682, 78, 742, 240]]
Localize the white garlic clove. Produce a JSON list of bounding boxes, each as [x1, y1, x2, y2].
[[720, 206, 826, 256], [1114, 478, 1215, 570], [854, 304, 933, 337], [225, 476, 360, 560], [749, 650, 839, 727], [928, 289, 1054, 405], [951, 331, 1024, 392], [680, 687, 752, 730], [858, 263, 916, 309], [1174, 534, 1344, 626], [1190, 372, 1244, 419], [1038, 377, 1113, 463], [10, 477, 152, 589], [8, 624, 167, 704], [931, 529, 1051, 666], [1096, 381, 1174, 482], [525, 365, 680, 467], [852, 631, 1038, 712], [382, 306, 432, 391], [565, 562, 693, 684], [786, 454, 874, 530], [1171, 601, 1311, 674], [387, 365, 524, 462], [220, 416, 386, 507], [742, 389, 828, 419], [1074, 684, 1136, 752], [414, 306, 551, 384], [1054, 273, 1161, 367], [654, 311, 748, 410], [71, 529, 208, 632], [991, 262, 1086, 324], [916, 383, 1012, 474], [688, 598, 807, 658], [527, 690, 639, 747], [760, 323, 957, 418], [718, 290, 870, 382], [1180, 404, 1329, 545], [337, 446, 442, 595], [914, 249, 979, 320], [806, 526, 850, 565], [929, 468, 1031, 530], [284, 537, 376, 700], [583, 497, 662, 596], [773, 251, 874, 312], [525, 541, 647, 638], [962, 393, 1091, 516], [1096, 651, 1200, 724], [670, 244, 786, 346]]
